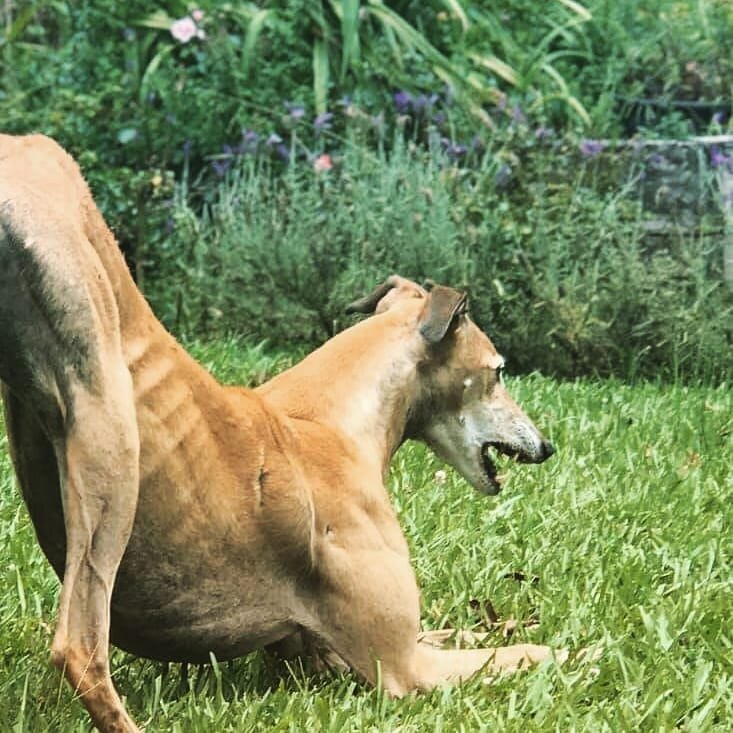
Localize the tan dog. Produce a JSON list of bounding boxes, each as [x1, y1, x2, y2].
[[0, 134, 555, 733]]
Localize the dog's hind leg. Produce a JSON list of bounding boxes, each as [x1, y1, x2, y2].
[[41, 350, 141, 733], [0, 220, 141, 732], [48, 363, 141, 733]]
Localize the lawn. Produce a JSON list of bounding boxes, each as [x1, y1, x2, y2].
[[0, 341, 731, 732]]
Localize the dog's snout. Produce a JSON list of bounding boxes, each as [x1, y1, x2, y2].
[[488, 438, 555, 464], [539, 440, 555, 462]]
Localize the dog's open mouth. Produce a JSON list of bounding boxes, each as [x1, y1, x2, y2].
[[481, 443, 504, 492]]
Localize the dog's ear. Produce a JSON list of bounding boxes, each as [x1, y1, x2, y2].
[[345, 277, 399, 315], [346, 275, 424, 315], [419, 286, 467, 344]]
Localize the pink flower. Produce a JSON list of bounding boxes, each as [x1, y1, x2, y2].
[[192, 9, 204, 22], [170, 16, 197, 43], [313, 154, 333, 172]]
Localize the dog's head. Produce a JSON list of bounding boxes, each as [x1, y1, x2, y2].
[[347, 276, 554, 494]]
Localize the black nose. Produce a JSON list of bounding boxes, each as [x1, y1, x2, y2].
[[540, 440, 555, 462]]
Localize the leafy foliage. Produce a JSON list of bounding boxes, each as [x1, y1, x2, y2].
[[2, 0, 730, 256]]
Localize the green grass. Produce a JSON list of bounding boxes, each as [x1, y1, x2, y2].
[[0, 341, 731, 732]]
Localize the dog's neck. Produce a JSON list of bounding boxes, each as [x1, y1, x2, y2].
[[257, 308, 423, 476]]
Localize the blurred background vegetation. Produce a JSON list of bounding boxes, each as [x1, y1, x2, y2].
[[1, 0, 731, 382]]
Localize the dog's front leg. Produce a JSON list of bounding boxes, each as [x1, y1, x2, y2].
[[303, 525, 562, 697]]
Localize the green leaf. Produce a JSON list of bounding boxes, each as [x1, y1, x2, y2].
[[135, 10, 173, 32], [242, 9, 272, 76], [441, 0, 470, 32], [3, 4, 36, 44], [313, 38, 330, 115], [541, 62, 591, 125], [338, 0, 361, 80], [138, 45, 174, 106], [556, 0, 592, 22], [469, 52, 519, 86], [564, 94, 591, 125]]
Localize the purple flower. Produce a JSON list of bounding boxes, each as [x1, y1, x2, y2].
[[412, 94, 437, 113], [710, 146, 729, 167], [412, 94, 429, 112], [580, 139, 605, 158], [284, 102, 305, 121], [275, 143, 291, 162], [393, 90, 413, 114], [534, 126, 553, 140], [631, 138, 647, 157], [648, 153, 668, 168], [433, 112, 446, 127], [313, 112, 334, 133], [266, 133, 283, 146], [470, 135, 485, 153], [447, 143, 468, 159], [511, 104, 526, 124], [212, 159, 231, 177], [241, 129, 260, 153], [712, 111, 725, 126]]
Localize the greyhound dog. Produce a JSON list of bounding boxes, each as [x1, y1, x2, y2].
[[0, 134, 555, 733]]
